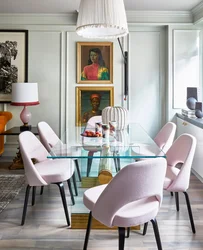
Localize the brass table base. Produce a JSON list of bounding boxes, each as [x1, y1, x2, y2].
[[71, 213, 140, 230]]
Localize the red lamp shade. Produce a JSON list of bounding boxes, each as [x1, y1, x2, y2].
[[11, 83, 39, 130]]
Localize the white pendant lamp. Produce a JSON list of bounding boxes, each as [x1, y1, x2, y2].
[[76, 0, 129, 39]]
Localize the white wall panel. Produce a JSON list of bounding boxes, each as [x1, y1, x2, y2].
[[129, 30, 166, 137], [8, 31, 62, 135]]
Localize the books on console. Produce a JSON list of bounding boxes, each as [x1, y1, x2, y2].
[[181, 109, 196, 118]]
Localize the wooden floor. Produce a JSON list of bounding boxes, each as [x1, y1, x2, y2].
[[0, 160, 203, 250]]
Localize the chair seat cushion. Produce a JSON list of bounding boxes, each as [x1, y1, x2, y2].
[[83, 184, 108, 211], [35, 159, 74, 184], [112, 197, 159, 227], [163, 165, 180, 190]]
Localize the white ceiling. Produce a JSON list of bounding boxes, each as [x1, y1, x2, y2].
[[0, 0, 202, 14]]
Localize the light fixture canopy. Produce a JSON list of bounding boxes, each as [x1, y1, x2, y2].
[[11, 82, 39, 130], [76, 0, 129, 39]]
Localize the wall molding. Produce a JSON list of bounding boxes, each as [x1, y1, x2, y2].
[[0, 13, 77, 25], [192, 1, 203, 24], [0, 11, 194, 26], [127, 11, 193, 24]]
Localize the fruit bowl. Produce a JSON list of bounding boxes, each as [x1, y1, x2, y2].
[[81, 130, 102, 137]]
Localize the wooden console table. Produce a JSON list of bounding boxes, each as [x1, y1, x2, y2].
[[1, 126, 38, 169]]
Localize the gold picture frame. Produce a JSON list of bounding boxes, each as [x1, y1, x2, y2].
[[77, 42, 113, 84], [76, 86, 114, 126]]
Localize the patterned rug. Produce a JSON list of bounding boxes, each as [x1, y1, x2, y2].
[[0, 175, 26, 213]]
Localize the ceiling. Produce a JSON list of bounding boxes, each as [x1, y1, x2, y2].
[[0, 0, 202, 14]]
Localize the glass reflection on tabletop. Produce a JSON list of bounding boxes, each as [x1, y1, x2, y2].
[[48, 123, 165, 159]]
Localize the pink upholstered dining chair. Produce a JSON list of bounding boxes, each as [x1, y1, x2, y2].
[[83, 158, 167, 250], [144, 133, 197, 236], [86, 115, 102, 128], [37, 121, 81, 202], [164, 133, 197, 233], [131, 122, 176, 159], [19, 131, 74, 226], [84, 116, 102, 177], [154, 122, 176, 154]]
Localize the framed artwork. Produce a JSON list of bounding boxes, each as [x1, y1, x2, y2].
[[0, 30, 28, 103], [76, 86, 114, 126], [77, 42, 113, 84]]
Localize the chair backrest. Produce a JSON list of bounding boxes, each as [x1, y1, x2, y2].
[[86, 115, 102, 128], [92, 158, 167, 227], [19, 131, 49, 186], [154, 122, 176, 153], [37, 121, 62, 153], [165, 133, 197, 191]]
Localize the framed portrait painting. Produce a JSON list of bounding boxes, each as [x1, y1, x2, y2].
[[76, 86, 114, 126], [77, 42, 113, 84], [0, 30, 28, 103]]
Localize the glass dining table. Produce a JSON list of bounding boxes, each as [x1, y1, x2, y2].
[[48, 123, 166, 229]]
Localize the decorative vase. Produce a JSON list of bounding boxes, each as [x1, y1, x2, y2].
[[102, 106, 128, 130], [186, 97, 197, 110], [195, 109, 203, 118], [195, 102, 203, 118]]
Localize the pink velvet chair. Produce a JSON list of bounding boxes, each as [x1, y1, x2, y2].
[[37, 121, 81, 202], [131, 122, 176, 159], [164, 133, 197, 233], [86, 115, 102, 128], [83, 158, 167, 250], [154, 122, 176, 154], [19, 131, 74, 226], [84, 116, 102, 177]]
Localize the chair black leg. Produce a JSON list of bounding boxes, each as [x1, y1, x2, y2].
[[87, 151, 94, 177], [118, 227, 125, 250], [175, 192, 179, 211], [170, 192, 173, 197], [83, 211, 92, 250], [117, 157, 121, 171], [21, 185, 31, 225], [74, 159, 82, 181], [40, 186, 44, 195], [143, 222, 148, 235], [67, 179, 75, 205], [55, 182, 70, 226], [183, 191, 196, 233], [32, 186, 36, 206], [113, 157, 118, 172], [126, 227, 130, 238], [151, 218, 163, 250], [72, 173, 78, 196]]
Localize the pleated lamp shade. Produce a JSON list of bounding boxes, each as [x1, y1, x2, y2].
[[76, 0, 129, 39]]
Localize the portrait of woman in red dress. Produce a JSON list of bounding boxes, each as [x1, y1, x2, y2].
[[77, 42, 113, 84], [81, 48, 109, 81]]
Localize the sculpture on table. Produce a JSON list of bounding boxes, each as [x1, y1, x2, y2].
[[195, 102, 203, 118], [186, 87, 197, 110]]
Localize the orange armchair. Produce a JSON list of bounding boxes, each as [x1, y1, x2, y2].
[[0, 111, 12, 155]]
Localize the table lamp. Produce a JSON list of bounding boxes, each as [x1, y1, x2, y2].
[[11, 82, 39, 131]]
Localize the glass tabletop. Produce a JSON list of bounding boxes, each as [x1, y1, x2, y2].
[[47, 123, 166, 223], [48, 123, 165, 159]]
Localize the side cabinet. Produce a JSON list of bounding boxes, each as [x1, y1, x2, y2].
[[176, 116, 203, 181]]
